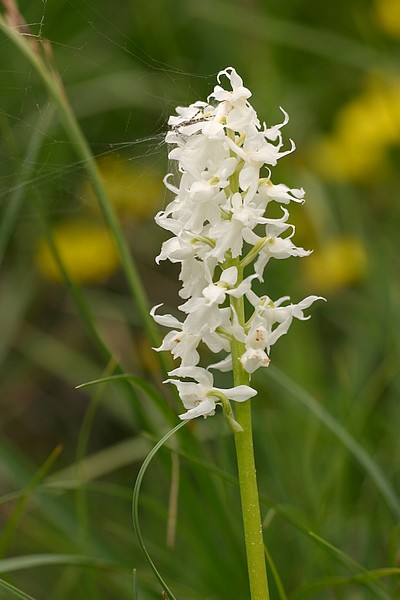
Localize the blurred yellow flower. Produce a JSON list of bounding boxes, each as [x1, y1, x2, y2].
[[36, 220, 119, 283], [311, 77, 400, 181], [82, 156, 163, 219], [303, 238, 367, 293], [375, 0, 400, 38]]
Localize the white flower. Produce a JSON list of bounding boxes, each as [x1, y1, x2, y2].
[[151, 304, 230, 367], [240, 348, 271, 374], [151, 305, 202, 366], [258, 295, 325, 351], [165, 366, 257, 420], [245, 293, 325, 356], [179, 267, 257, 333], [209, 67, 252, 104], [208, 67, 259, 133], [151, 67, 324, 422], [258, 180, 305, 205], [210, 294, 325, 375], [208, 193, 267, 260], [254, 226, 312, 277]]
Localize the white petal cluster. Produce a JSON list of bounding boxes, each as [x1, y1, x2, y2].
[[152, 67, 323, 422]]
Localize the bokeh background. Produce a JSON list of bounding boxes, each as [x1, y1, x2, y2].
[[1, 0, 400, 598]]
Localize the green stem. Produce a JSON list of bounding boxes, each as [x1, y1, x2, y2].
[[230, 266, 270, 600], [0, 17, 167, 372], [234, 399, 270, 600], [0, 103, 55, 266]]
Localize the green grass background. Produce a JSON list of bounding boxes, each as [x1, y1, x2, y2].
[[0, 0, 399, 598]]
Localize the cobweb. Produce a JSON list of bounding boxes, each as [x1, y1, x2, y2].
[[0, 0, 214, 228]]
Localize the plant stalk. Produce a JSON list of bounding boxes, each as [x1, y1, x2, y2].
[[230, 283, 270, 600]]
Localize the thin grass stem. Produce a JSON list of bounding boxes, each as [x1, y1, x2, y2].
[[0, 16, 168, 376]]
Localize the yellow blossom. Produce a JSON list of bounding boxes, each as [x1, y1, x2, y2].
[[311, 77, 400, 181], [375, 0, 400, 38], [303, 237, 367, 293], [36, 220, 119, 283], [82, 156, 163, 219]]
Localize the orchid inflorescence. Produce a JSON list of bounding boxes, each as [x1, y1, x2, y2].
[[152, 67, 323, 424]]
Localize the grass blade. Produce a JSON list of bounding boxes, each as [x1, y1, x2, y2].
[[0, 104, 54, 266], [0, 12, 167, 376], [149, 433, 392, 598], [264, 545, 288, 600], [132, 421, 187, 600], [291, 568, 400, 599], [266, 365, 400, 521], [190, 0, 389, 71], [0, 445, 62, 558], [77, 374, 175, 422], [0, 578, 37, 600], [0, 554, 124, 573]]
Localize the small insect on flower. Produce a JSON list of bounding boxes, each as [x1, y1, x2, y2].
[[170, 115, 213, 131], [167, 111, 215, 142]]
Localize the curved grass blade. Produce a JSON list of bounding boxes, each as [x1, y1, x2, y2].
[[77, 374, 174, 422], [33, 205, 153, 425], [267, 365, 400, 521], [132, 421, 187, 600], [0, 11, 169, 378], [34, 205, 122, 371], [264, 545, 288, 600], [47, 437, 151, 486], [291, 568, 400, 600], [0, 445, 62, 558], [149, 434, 391, 598], [0, 578, 37, 600], [0, 554, 124, 574], [190, 0, 389, 72], [75, 361, 118, 600], [0, 104, 54, 266]]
